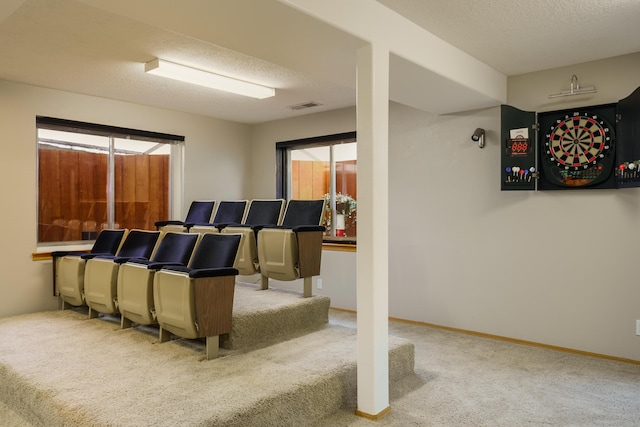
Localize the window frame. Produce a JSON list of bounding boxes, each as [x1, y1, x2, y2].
[[276, 131, 357, 244], [36, 116, 185, 246]]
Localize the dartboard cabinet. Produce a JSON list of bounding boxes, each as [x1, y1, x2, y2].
[[500, 86, 640, 191]]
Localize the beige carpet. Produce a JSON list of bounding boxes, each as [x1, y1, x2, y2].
[[319, 311, 640, 426], [0, 290, 414, 426], [222, 282, 331, 350], [3, 302, 639, 426]]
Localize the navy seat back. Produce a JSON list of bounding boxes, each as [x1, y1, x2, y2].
[[151, 232, 199, 265], [189, 233, 242, 269], [212, 201, 247, 225], [91, 229, 126, 255], [116, 230, 160, 259], [184, 201, 215, 224], [281, 200, 324, 228], [244, 200, 284, 226]]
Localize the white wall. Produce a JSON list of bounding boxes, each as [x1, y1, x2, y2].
[[508, 52, 640, 114], [387, 53, 640, 361], [0, 80, 251, 318], [249, 54, 640, 361], [249, 107, 356, 199], [237, 249, 357, 311]]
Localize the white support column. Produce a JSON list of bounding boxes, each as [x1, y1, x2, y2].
[[356, 43, 390, 418]]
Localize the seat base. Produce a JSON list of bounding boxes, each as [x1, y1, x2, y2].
[[260, 275, 313, 297], [257, 229, 323, 297], [84, 258, 120, 315], [57, 256, 87, 307]]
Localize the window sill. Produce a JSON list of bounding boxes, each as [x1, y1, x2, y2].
[[322, 237, 356, 252], [32, 244, 92, 261], [34, 241, 357, 260]]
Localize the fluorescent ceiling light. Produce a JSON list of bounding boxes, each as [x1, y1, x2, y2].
[[145, 58, 275, 99]]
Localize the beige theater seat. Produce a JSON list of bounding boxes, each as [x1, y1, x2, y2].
[[256, 200, 325, 297], [188, 200, 249, 234], [153, 233, 242, 360], [83, 230, 160, 318], [117, 231, 200, 329], [155, 200, 215, 232], [217, 199, 285, 276], [53, 229, 128, 309]]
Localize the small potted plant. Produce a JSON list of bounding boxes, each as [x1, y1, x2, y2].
[[323, 192, 357, 236]]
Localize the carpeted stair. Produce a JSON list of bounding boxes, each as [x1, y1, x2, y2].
[[0, 282, 414, 426]]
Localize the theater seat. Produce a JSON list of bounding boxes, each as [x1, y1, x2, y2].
[[83, 229, 161, 318], [217, 199, 285, 275], [117, 231, 200, 329], [211, 200, 248, 226], [189, 200, 249, 234], [256, 200, 325, 297], [153, 233, 242, 360], [155, 200, 215, 232], [54, 229, 128, 309]]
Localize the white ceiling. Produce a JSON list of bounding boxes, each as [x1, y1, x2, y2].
[[1, 0, 639, 124], [378, 0, 640, 76]]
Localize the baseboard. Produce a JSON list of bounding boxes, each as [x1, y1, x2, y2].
[[355, 405, 391, 420], [328, 307, 640, 365]]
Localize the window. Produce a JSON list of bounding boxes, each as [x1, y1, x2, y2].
[[276, 132, 357, 241], [37, 117, 184, 244]]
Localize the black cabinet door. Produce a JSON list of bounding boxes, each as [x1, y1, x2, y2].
[[501, 105, 536, 191], [616, 87, 640, 188]]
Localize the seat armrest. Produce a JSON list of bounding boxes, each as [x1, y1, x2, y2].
[[253, 224, 274, 231], [147, 261, 183, 271], [258, 225, 325, 232], [80, 252, 114, 260], [51, 250, 89, 259], [114, 256, 144, 264], [188, 222, 212, 227], [292, 225, 325, 233], [51, 251, 88, 258], [213, 222, 241, 231], [160, 265, 191, 274], [155, 220, 184, 227], [189, 267, 239, 279], [127, 258, 151, 266], [92, 254, 117, 260]]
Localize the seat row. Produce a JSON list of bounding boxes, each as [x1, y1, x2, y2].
[[158, 198, 326, 297], [154, 198, 282, 233], [52, 199, 326, 359], [54, 230, 241, 359]]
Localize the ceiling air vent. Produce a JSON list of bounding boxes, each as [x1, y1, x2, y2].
[[288, 101, 323, 111]]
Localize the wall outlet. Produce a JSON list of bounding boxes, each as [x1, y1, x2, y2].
[[317, 278, 323, 290], [637, 320, 640, 336]]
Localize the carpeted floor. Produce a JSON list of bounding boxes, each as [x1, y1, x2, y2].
[[319, 311, 640, 426], [2, 307, 639, 426], [0, 284, 415, 427]]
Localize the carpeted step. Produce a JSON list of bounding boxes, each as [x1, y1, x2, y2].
[[222, 282, 331, 351], [0, 305, 414, 426]]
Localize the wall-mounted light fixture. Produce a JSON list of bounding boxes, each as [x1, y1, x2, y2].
[[144, 58, 275, 99], [471, 128, 485, 148], [548, 74, 597, 99]]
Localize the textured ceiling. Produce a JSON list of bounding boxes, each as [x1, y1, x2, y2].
[[378, 0, 640, 76], [0, 0, 361, 123], [0, 0, 639, 123]]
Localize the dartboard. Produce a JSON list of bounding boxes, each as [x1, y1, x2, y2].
[[538, 107, 617, 189], [544, 112, 612, 170]]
